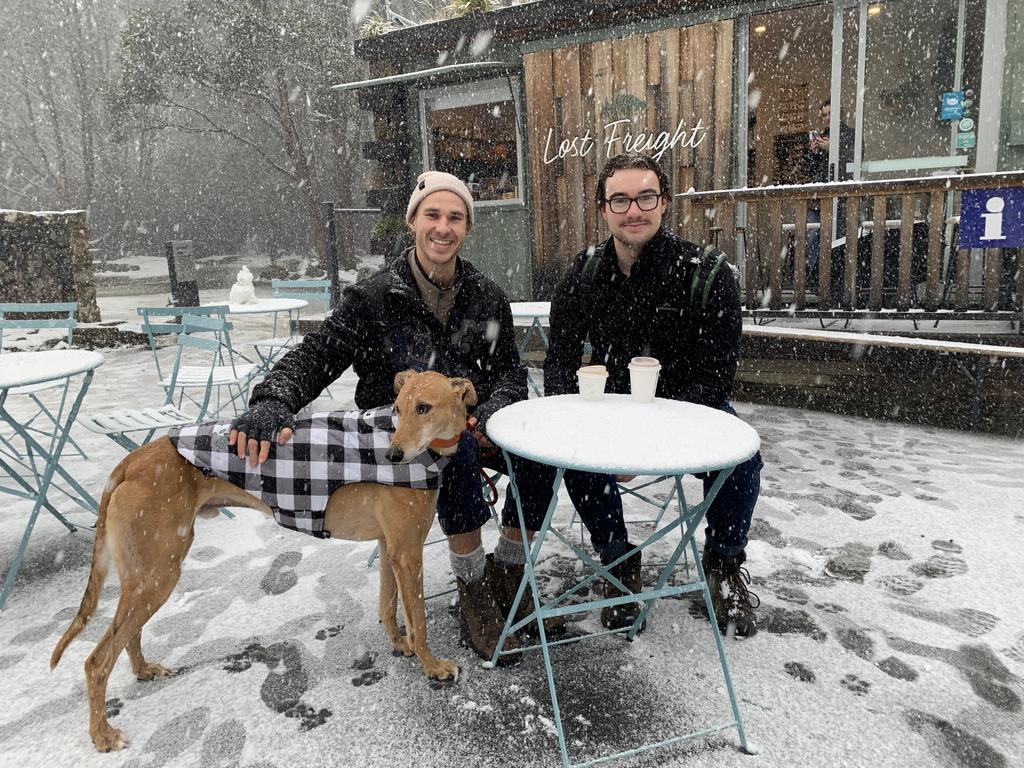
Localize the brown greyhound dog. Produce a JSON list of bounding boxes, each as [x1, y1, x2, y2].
[[51, 370, 475, 752]]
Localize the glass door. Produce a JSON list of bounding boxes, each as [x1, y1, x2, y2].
[[746, 6, 836, 188]]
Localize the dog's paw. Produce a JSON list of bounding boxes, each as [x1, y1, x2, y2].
[[390, 639, 413, 657], [135, 661, 173, 681], [425, 659, 460, 682], [92, 722, 128, 752]]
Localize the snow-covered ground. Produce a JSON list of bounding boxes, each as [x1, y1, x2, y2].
[[1, 286, 1022, 767]]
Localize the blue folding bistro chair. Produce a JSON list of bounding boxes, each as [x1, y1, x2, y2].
[[0, 302, 90, 464], [78, 305, 242, 451]]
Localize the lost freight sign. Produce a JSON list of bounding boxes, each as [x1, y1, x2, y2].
[[543, 118, 709, 165]]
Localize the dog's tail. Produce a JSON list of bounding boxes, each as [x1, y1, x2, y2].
[[50, 460, 124, 670]]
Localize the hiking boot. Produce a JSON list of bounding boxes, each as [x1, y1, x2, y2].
[[486, 555, 568, 637], [701, 547, 760, 638], [601, 549, 646, 633], [456, 569, 520, 665]]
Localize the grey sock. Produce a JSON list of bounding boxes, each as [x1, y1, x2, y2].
[[450, 545, 486, 583], [493, 534, 528, 566]]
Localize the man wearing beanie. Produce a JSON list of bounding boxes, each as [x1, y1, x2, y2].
[[230, 170, 588, 662]]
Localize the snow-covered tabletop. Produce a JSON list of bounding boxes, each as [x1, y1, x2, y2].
[[0, 349, 105, 389], [217, 298, 308, 315], [487, 394, 760, 476]]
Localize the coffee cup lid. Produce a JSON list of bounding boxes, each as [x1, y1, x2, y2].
[[578, 365, 608, 375], [629, 356, 660, 368]]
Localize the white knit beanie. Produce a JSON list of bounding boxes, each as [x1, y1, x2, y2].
[[406, 171, 474, 227]]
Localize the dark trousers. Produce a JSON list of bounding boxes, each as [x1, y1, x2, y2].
[[436, 404, 762, 562], [435, 433, 628, 555]]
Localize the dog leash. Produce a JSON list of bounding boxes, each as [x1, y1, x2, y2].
[[480, 469, 499, 507]]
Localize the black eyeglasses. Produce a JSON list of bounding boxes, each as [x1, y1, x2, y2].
[[604, 193, 663, 214]]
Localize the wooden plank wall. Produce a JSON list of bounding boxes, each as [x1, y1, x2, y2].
[[524, 20, 734, 295]]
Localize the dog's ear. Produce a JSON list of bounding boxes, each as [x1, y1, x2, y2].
[[449, 377, 478, 408], [393, 369, 418, 394]]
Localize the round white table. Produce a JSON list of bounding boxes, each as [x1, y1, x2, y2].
[[0, 349, 105, 389], [210, 298, 310, 370], [221, 297, 308, 316], [510, 301, 551, 324], [485, 393, 760, 764], [0, 349, 105, 610], [487, 393, 759, 476]]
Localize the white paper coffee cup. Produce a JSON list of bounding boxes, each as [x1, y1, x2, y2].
[[628, 357, 661, 403], [577, 365, 608, 401]]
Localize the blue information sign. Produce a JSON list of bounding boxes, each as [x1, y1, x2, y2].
[[959, 188, 1024, 248], [939, 91, 964, 121]]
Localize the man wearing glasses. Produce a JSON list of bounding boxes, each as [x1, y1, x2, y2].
[[539, 152, 764, 637]]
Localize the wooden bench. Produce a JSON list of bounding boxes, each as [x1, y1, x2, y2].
[[743, 308, 1019, 332], [741, 325, 1024, 429]]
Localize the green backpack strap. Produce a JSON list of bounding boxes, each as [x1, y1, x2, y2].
[[689, 245, 730, 310], [580, 248, 602, 289]]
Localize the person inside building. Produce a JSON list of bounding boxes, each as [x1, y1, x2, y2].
[[804, 97, 856, 272]]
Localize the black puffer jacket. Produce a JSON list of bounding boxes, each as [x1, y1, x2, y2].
[[543, 228, 742, 407], [250, 255, 526, 432]]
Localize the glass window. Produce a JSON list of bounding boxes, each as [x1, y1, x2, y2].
[[843, 0, 985, 178], [421, 78, 522, 203], [747, 6, 835, 187]]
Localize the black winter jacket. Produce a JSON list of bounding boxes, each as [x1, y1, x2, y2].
[[250, 255, 526, 432], [543, 228, 742, 407]]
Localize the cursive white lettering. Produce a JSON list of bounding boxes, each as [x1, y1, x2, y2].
[[542, 127, 596, 165], [601, 117, 708, 161]]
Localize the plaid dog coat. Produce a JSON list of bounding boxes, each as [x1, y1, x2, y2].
[[168, 406, 449, 538]]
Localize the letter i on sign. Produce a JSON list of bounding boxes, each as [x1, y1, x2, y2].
[[980, 196, 1005, 241]]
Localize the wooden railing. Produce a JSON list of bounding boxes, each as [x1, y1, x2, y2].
[[676, 171, 1024, 326]]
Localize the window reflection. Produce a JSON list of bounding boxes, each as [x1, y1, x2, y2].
[[424, 79, 522, 203]]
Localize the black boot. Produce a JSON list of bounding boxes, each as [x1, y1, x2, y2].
[[456, 567, 520, 665], [601, 549, 646, 633], [701, 547, 759, 638], [486, 555, 567, 636]]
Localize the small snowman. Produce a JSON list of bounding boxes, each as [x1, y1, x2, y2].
[[228, 265, 258, 305]]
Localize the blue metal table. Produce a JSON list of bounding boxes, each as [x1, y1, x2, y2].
[[219, 297, 309, 374], [510, 301, 551, 396], [0, 349, 104, 610], [486, 394, 760, 767]]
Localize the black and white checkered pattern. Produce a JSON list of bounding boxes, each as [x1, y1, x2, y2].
[[168, 406, 448, 538]]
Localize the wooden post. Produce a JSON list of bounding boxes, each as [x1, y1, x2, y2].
[[322, 201, 340, 309], [925, 191, 944, 311], [868, 195, 886, 311], [844, 196, 860, 310], [1017, 247, 1024, 333], [955, 247, 971, 311], [983, 247, 1001, 311], [745, 202, 760, 310], [337, 210, 356, 272], [768, 198, 783, 310], [896, 194, 915, 311], [818, 198, 833, 310], [793, 199, 807, 310]]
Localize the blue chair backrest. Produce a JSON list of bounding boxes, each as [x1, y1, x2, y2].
[[137, 305, 230, 380], [165, 314, 240, 415], [0, 302, 78, 351], [271, 279, 331, 316]]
